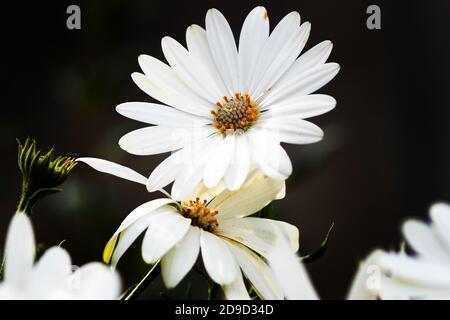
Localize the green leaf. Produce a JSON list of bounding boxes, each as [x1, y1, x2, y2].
[[301, 222, 334, 263]]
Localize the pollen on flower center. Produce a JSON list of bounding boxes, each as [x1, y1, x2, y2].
[[211, 93, 259, 135], [180, 198, 218, 232]]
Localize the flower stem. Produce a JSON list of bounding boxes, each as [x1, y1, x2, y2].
[[123, 261, 161, 300]]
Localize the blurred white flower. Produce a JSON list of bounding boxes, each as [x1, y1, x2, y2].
[[348, 202, 450, 300], [116, 6, 339, 198], [78, 157, 303, 300], [0, 213, 121, 300]]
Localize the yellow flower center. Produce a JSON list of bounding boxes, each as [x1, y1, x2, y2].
[[180, 198, 218, 232], [211, 93, 259, 135]]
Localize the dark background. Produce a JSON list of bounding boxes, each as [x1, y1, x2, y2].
[[2, 0, 450, 299]]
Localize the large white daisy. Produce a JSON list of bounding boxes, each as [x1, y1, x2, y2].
[[77, 157, 315, 300], [348, 203, 450, 300], [0, 213, 121, 300], [116, 6, 339, 199]]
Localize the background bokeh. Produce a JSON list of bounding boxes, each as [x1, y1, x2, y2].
[[2, 0, 450, 299]]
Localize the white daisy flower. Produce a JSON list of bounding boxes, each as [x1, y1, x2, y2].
[[77, 157, 306, 299], [117, 6, 339, 199], [348, 203, 450, 300], [0, 213, 121, 300]]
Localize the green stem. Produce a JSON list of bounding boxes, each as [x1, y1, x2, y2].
[[0, 256, 5, 281], [123, 261, 161, 300], [208, 283, 220, 300]]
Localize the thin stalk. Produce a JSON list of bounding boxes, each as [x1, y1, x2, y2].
[[123, 261, 161, 300]]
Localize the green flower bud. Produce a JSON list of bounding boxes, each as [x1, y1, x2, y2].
[[16, 137, 77, 214]]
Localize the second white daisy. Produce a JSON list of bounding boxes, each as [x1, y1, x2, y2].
[[78, 157, 303, 299]]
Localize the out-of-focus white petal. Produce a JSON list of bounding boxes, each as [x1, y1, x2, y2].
[[347, 250, 386, 300], [430, 202, 450, 250], [402, 219, 450, 263], [68, 262, 121, 300], [4, 213, 35, 288], [30, 247, 72, 297]]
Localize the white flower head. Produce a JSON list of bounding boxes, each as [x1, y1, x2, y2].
[[348, 202, 450, 300], [78, 157, 307, 300], [117, 7, 340, 199], [0, 213, 121, 300]]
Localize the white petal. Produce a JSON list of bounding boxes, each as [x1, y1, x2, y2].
[[171, 140, 216, 201], [76, 157, 147, 185], [116, 102, 209, 127], [119, 126, 187, 155], [217, 217, 299, 258], [131, 73, 209, 117], [378, 275, 450, 300], [203, 134, 235, 188], [206, 8, 239, 95], [4, 213, 35, 288], [222, 271, 251, 300], [267, 230, 318, 300], [238, 6, 269, 93], [30, 247, 72, 296], [430, 202, 450, 249], [402, 219, 450, 263], [347, 250, 386, 300], [257, 118, 324, 144], [147, 149, 185, 192], [161, 226, 200, 288], [200, 230, 239, 285], [279, 40, 333, 84], [141, 210, 191, 264], [378, 253, 450, 288], [186, 24, 229, 97], [208, 173, 285, 219], [227, 241, 283, 300], [261, 63, 340, 107], [110, 213, 160, 267], [260, 94, 336, 119], [136, 55, 211, 116], [252, 21, 311, 99], [103, 199, 176, 264], [224, 134, 249, 191], [69, 262, 121, 300], [248, 129, 293, 179], [162, 37, 222, 102]]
